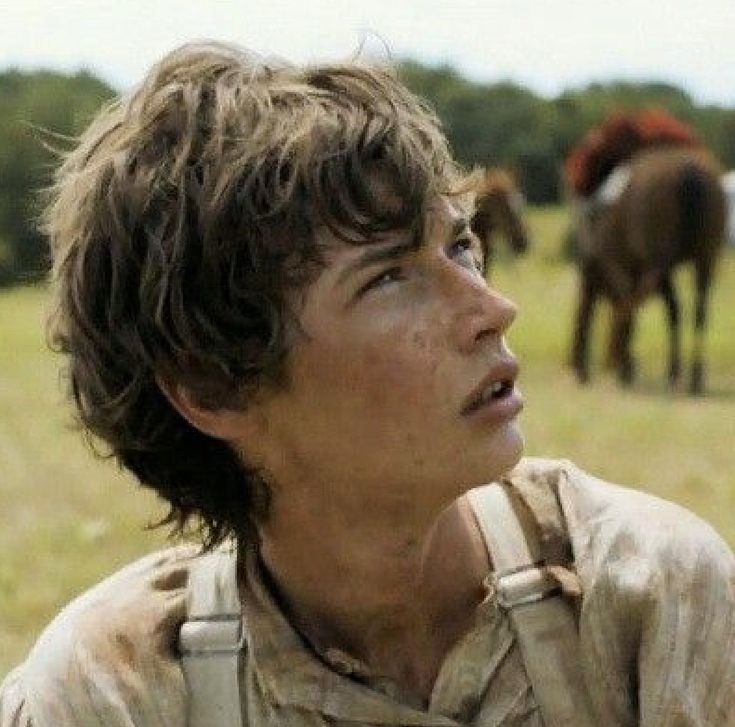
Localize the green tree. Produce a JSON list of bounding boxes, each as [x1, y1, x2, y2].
[[0, 69, 114, 285]]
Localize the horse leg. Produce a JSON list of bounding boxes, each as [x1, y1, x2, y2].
[[659, 273, 681, 388], [606, 305, 623, 371], [610, 302, 636, 386], [690, 261, 713, 395], [571, 268, 598, 384]]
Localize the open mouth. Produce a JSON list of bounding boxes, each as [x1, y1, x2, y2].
[[461, 377, 515, 415]]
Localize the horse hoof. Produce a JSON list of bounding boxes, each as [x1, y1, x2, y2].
[[619, 362, 635, 387], [689, 363, 704, 395], [570, 360, 589, 385]]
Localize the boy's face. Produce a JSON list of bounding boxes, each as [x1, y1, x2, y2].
[[240, 194, 524, 515]]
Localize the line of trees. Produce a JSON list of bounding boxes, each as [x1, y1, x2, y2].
[[0, 68, 114, 285], [398, 60, 735, 206], [0, 62, 733, 286]]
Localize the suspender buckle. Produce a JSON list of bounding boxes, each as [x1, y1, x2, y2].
[[493, 565, 560, 609], [179, 614, 245, 656]]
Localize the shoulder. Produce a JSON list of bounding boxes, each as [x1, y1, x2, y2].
[[1, 545, 201, 727], [506, 456, 734, 606], [509, 462, 735, 722]]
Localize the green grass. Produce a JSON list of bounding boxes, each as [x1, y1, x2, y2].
[[0, 286, 167, 677], [1, 208, 733, 677]]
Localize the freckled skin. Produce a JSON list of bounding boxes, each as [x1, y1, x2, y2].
[[246, 195, 522, 517]]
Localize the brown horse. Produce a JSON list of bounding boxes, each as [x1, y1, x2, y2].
[[570, 145, 726, 393], [470, 169, 530, 262]]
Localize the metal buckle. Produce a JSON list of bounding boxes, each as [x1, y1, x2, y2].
[[493, 565, 560, 609], [179, 614, 245, 656]]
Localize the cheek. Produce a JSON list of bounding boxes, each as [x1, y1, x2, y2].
[[343, 321, 445, 416]]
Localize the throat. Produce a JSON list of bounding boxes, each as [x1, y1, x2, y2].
[[258, 496, 490, 704], [364, 606, 481, 706]]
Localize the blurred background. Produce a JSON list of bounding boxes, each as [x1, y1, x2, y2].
[[1, 0, 733, 677]]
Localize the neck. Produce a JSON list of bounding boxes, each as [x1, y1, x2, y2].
[[256, 490, 490, 702]]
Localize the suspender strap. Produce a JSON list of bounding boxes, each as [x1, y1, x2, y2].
[[179, 546, 245, 727], [467, 484, 597, 727]]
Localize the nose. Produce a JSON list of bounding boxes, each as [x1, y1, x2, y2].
[[445, 269, 517, 354]]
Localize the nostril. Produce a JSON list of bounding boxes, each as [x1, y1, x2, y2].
[[474, 326, 497, 345]]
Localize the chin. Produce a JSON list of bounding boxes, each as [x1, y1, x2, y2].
[[481, 423, 525, 484], [435, 423, 525, 504]]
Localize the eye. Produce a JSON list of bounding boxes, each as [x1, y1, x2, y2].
[[449, 235, 486, 275], [357, 266, 405, 296]]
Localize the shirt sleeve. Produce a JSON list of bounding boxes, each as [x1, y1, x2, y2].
[[0, 668, 31, 727], [559, 463, 735, 726], [0, 547, 194, 727], [635, 513, 735, 726]]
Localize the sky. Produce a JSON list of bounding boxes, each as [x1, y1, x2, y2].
[[2, 0, 734, 106]]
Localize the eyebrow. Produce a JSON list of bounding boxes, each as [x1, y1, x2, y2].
[[336, 216, 471, 287]]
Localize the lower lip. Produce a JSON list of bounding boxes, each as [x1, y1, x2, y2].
[[462, 387, 524, 424]]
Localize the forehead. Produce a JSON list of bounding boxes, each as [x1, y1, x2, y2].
[[318, 193, 472, 259]]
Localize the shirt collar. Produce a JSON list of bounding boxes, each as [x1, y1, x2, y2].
[[238, 546, 464, 726]]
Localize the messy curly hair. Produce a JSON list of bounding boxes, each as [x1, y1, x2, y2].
[[44, 41, 461, 547]]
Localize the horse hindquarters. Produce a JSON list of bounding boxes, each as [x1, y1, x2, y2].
[[616, 150, 725, 393]]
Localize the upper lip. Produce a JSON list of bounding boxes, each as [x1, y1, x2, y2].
[[460, 357, 520, 415]]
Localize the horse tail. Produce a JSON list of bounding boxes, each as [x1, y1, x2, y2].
[[679, 162, 709, 254]]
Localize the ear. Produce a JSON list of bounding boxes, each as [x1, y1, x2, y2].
[[156, 375, 253, 442]]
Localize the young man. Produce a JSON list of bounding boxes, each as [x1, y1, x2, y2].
[[1, 42, 733, 726]]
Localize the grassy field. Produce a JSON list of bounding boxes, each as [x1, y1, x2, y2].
[[1, 206, 734, 677]]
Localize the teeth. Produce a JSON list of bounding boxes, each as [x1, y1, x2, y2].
[[480, 381, 504, 403]]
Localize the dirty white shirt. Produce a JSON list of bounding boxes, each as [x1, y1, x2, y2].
[[1, 458, 734, 726]]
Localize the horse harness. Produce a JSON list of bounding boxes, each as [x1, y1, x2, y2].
[[178, 483, 597, 726]]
